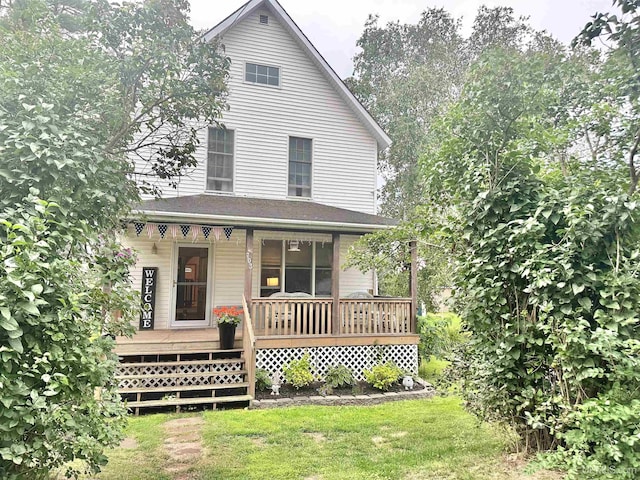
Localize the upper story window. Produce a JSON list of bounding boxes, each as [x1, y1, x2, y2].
[[245, 63, 280, 86], [288, 137, 312, 198], [206, 127, 234, 192]]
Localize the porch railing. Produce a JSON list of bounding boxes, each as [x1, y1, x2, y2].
[[339, 298, 412, 335], [250, 298, 413, 337], [250, 298, 333, 336], [241, 295, 256, 401]]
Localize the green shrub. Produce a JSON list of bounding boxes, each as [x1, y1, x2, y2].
[[283, 354, 314, 389], [540, 393, 640, 480], [324, 365, 355, 389], [255, 368, 272, 392], [417, 313, 468, 360], [364, 362, 402, 391]]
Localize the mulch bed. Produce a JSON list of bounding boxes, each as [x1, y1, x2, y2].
[[255, 380, 425, 400]]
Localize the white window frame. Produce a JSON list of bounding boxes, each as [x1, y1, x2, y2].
[[169, 242, 214, 328], [287, 136, 313, 199], [259, 240, 332, 298], [205, 127, 235, 194], [244, 62, 281, 88]]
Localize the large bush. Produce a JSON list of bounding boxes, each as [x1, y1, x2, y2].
[[0, 0, 228, 477], [0, 199, 138, 479], [421, 11, 640, 473]]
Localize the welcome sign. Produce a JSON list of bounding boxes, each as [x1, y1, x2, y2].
[[140, 267, 158, 330]]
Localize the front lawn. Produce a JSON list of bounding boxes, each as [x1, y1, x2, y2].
[[93, 397, 558, 480]]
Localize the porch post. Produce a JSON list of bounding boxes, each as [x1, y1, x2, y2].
[[331, 233, 340, 335], [409, 240, 418, 333], [244, 228, 254, 309]]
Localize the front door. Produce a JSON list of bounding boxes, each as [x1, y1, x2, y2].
[[171, 244, 212, 328]]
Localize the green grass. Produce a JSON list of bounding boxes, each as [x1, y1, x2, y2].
[[418, 355, 450, 383], [94, 397, 541, 480]]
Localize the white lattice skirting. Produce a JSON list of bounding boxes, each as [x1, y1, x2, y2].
[[117, 361, 244, 389], [256, 344, 418, 381]]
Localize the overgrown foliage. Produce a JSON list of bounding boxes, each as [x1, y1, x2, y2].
[[417, 313, 467, 360], [420, 2, 640, 476], [345, 207, 449, 310], [0, 0, 228, 477], [345, 6, 554, 303]]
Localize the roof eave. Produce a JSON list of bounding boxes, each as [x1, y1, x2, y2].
[[135, 209, 395, 233], [202, 0, 391, 150]]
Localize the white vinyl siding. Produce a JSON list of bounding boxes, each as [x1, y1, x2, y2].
[[339, 235, 375, 296], [125, 230, 373, 330], [136, 8, 378, 215]]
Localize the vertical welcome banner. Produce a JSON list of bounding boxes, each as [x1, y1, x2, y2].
[[140, 267, 158, 330]]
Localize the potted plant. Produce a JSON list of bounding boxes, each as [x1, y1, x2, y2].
[[214, 306, 242, 350]]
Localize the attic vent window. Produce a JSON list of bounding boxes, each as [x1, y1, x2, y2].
[[259, 14, 269, 24]]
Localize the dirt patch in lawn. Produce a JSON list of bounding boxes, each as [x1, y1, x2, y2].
[[162, 416, 205, 479], [303, 432, 326, 443], [119, 437, 138, 450]]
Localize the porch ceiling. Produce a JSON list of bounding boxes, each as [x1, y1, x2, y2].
[[135, 195, 397, 232]]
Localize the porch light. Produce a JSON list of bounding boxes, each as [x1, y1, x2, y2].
[[288, 240, 300, 252], [266, 277, 279, 287], [151, 243, 158, 255]]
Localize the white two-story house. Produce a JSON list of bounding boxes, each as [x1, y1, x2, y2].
[[116, 0, 419, 413]]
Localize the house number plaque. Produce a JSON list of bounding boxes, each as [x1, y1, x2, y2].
[[140, 267, 158, 330]]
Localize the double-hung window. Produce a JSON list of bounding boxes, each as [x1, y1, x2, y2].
[[288, 137, 312, 198], [245, 63, 280, 86], [206, 127, 234, 192]]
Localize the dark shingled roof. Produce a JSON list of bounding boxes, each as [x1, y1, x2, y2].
[[137, 195, 396, 231]]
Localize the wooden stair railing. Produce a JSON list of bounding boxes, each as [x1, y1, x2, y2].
[[242, 295, 257, 402]]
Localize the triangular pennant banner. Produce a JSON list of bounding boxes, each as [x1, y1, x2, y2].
[[133, 222, 145, 237], [157, 224, 168, 239], [224, 227, 234, 240], [146, 223, 155, 239], [213, 227, 222, 241], [170, 224, 179, 239], [202, 226, 212, 240], [180, 224, 191, 238], [191, 225, 200, 242]]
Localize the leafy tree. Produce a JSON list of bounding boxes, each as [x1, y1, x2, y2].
[[345, 7, 546, 308], [421, 5, 640, 475], [0, 0, 229, 477], [345, 206, 450, 311], [574, 0, 640, 195], [348, 6, 537, 219]]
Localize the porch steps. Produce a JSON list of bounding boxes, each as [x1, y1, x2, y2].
[[125, 394, 253, 409], [119, 382, 250, 394], [119, 358, 243, 368], [117, 349, 252, 414], [116, 370, 247, 381]]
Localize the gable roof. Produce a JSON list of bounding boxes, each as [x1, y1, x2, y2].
[[137, 195, 396, 233], [203, 0, 391, 150]]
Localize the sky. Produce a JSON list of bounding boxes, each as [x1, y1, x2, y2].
[[188, 0, 613, 79]]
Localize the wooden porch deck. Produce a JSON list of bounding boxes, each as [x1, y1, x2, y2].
[[115, 328, 419, 356]]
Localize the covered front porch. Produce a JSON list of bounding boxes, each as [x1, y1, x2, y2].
[[117, 194, 419, 412]]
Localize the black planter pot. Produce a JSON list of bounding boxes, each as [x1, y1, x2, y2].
[[218, 322, 237, 350]]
